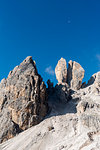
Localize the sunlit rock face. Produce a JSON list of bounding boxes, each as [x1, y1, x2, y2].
[[0, 56, 100, 150], [55, 58, 67, 83], [0, 70, 100, 150], [55, 58, 85, 90], [0, 56, 48, 143], [67, 60, 85, 90]]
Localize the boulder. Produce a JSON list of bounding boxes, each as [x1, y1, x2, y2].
[[67, 60, 85, 90], [55, 58, 67, 83], [0, 56, 48, 143]]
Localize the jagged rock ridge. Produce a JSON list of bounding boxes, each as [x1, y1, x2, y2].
[[0, 57, 100, 150], [0, 70, 100, 150]]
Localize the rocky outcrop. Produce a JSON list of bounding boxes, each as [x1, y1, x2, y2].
[[55, 58, 67, 83], [86, 72, 100, 95], [0, 56, 48, 143], [67, 60, 85, 90], [0, 75, 100, 150], [0, 56, 100, 150], [55, 58, 85, 90], [54, 83, 70, 103], [88, 71, 100, 86]]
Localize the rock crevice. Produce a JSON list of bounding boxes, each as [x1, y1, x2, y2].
[[55, 58, 85, 90]]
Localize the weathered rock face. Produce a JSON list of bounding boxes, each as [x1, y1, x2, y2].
[[67, 60, 85, 90], [55, 58, 67, 83], [0, 56, 48, 143], [0, 56, 100, 149], [47, 79, 70, 113], [86, 72, 100, 95], [54, 83, 70, 103], [77, 97, 100, 135], [1, 73, 100, 150], [88, 71, 100, 86], [55, 58, 85, 90]]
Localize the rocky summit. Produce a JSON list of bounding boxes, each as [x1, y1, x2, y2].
[[55, 58, 85, 90], [0, 56, 48, 143], [0, 57, 100, 150]]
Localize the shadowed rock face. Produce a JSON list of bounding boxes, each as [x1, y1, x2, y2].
[[0, 56, 48, 143], [87, 71, 100, 86]]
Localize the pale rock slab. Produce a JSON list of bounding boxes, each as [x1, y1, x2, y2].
[[55, 58, 67, 83]]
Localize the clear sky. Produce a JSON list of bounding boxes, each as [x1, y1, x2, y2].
[[0, 0, 100, 85]]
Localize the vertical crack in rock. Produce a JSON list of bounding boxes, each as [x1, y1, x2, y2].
[[55, 58, 85, 90]]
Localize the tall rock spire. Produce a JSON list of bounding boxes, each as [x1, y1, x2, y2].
[[55, 58, 85, 90], [0, 56, 48, 143], [55, 58, 67, 83]]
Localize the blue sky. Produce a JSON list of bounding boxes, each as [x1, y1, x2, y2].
[[0, 0, 100, 84]]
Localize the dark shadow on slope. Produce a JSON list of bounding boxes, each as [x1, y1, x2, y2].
[[82, 75, 95, 89], [46, 98, 78, 119], [45, 81, 79, 119], [86, 76, 95, 86]]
